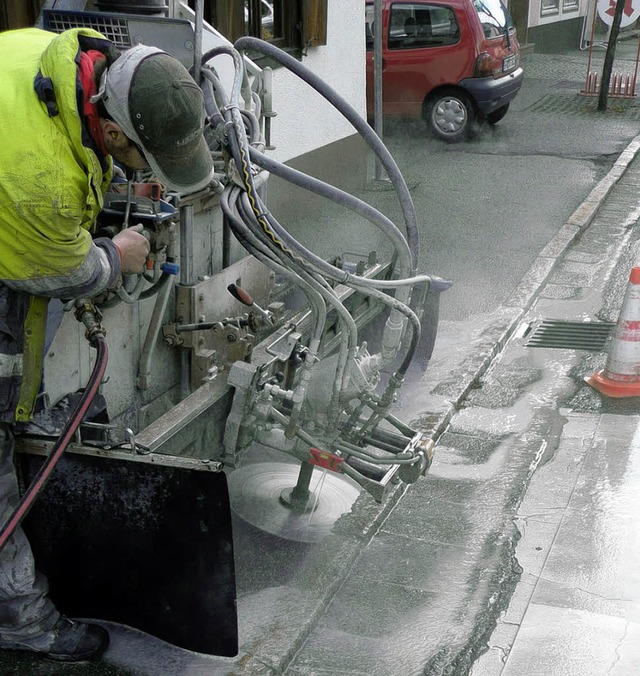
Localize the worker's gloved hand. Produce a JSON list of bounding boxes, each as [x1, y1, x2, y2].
[[113, 224, 150, 274]]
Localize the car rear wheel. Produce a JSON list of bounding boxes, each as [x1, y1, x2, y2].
[[486, 103, 510, 125], [424, 89, 475, 143]]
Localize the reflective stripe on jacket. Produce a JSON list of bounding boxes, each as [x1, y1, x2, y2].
[[0, 28, 121, 421]]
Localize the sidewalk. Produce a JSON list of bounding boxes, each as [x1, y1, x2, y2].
[[278, 136, 640, 676], [106, 65, 640, 676], [473, 412, 640, 675], [467, 138, 640, 675]]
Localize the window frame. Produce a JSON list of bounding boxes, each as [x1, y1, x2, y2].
[[561, 0, 579, 13], [205, 0, 327, 59], [540, 0, 560, 17], [387, 2, 461, 50]]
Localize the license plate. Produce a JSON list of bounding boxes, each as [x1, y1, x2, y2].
[[503, 54, 516, 72]]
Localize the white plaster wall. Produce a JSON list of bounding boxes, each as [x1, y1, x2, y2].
[[268, 0, 366, 164], [180, 1, 366, 164]]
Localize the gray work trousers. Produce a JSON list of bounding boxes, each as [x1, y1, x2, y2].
[[0, 423, 59, 643]]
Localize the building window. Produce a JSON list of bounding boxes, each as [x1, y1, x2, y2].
[[540, 0, 560, 16], [562, 0, 579, 12], [207, 0, 327, 54]]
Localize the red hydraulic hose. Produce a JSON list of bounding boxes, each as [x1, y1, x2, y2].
[[0, 333, 109, 553]]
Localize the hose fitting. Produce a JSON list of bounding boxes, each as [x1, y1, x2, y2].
[[381, 310, 406, 362], [74, 301, 106, 346]]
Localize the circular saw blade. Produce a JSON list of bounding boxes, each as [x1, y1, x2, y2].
[[227, 462, 361, 543]]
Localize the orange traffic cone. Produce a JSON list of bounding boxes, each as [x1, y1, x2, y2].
[[587, 266, 640, 397]]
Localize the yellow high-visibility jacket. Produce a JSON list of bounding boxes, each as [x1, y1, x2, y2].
[[0, 27, 121, 421]]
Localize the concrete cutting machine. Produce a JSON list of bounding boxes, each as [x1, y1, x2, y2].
[[11, 0, 449, 657]]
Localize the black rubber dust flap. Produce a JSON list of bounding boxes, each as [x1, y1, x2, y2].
[[20, 452, 238, 657]]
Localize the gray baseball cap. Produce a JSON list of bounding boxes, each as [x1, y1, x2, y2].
[[93, 44, 213, 192]]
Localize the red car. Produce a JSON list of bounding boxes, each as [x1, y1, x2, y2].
[[366, 0, 523, 141]]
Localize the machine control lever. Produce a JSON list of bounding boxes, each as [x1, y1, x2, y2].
[[227, 284, 272, 324]]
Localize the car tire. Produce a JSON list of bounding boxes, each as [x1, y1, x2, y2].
[[424, 89, 475, 143], [486, 103, 510, 125]]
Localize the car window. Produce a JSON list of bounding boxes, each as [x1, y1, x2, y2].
[[472, 0, 514, 38], [387, 3, 460, 50]]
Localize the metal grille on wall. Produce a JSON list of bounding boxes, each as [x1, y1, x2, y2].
[[44, 10, 132, 47], [41, 9, 196, 66]]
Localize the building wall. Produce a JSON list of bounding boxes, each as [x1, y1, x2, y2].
[[0, 0, 43, 30], [258, 0, 369, 266], [526, 0, 589, 51], [527, 15, 585, 51], [268, 0, 366, 165], [265, 134, 372, 264]]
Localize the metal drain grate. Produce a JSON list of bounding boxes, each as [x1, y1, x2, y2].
[[524, 319, 614, 351]]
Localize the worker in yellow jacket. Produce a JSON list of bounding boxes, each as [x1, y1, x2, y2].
[[0, 26, 213, 662]]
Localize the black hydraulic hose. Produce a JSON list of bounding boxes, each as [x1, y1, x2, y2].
[[201, 77, 225, 129], [206, 44, 423, 377], [220, 186, 282, 265], [199, 45, 243, 111], [200, 69, 228, 128], [397, 312, 419, 375], [0, 333, 108, 554], [138, 269, 172, 300], [201, 67, 263, 148], [236, 168, 421, 369], [223, 185, 359, 402], [222, 186, 333, 335], [234, 36, 421, 272]]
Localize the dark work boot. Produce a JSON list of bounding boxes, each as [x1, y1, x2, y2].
[[46, 617, 109, 662], [0, 616, 109, 662]]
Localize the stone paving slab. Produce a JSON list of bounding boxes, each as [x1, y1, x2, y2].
[[498, 605, 640, 676]]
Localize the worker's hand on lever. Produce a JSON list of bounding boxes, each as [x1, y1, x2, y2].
[[112, 224, 150, 274]]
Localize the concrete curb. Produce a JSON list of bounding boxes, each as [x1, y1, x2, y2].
[[237, 133, 640, 675], [512, 133, 640, 306]]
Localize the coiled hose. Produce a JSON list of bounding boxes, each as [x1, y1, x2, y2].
[[234, 36, 421, 273], [201, 39, 452, 431]]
